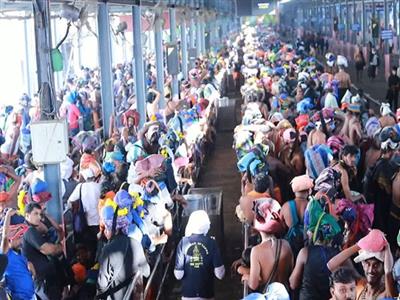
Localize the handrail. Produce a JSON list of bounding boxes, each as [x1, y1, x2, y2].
[[143, 206, 179, 299], [242, 222, 250, 298]]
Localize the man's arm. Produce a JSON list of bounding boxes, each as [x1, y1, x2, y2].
[[174, 240, 185, 280], [0, 209, 16, 254], [383, 245, 397, 297], [247, 247, 261, 290], [327, 244, 360, 272], [289, 247, 308, 290], [39, 242, 63, 256]]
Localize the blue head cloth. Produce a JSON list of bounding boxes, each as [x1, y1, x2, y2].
[[237, 152, 257, 173], [0, 134, 4, 146], [31, 178, 48, 195], [110, 151, 124, 162], [67, 91, 79, 104], [114, 190, 133, 209], [242, 293, 265, 300], [102, 161, 116, 174]]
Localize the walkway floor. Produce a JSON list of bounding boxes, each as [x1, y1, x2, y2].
[[166, 94, 244, 299]]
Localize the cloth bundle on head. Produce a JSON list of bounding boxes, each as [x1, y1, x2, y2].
[[305, 199, 341, 243], [7, 223, 29, 241], [101, 192, 132, 236], [325, 53, 336, 67], [354, 229, 387, 263], [296, 98, 314, 114], [348, 103, 361, 114], [253, 198, 284, 234], [282, 128, 297, 144], [60, 157, 74, 180], [135, 154, 165, 175], [295, 114, 309, 131], [327, 135, 345, 156], [380, 103, 392, 117], [365, 117, 381, 138], [31, 178, 52, 203], [291, 175, 314, 193], [237, 145, 269, 177], [80, 168, 95, 181], [337, 55, 348, 68], [185, 210, 211, 237], [335, 199, 374, 235]]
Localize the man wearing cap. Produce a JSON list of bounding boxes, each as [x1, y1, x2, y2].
[[327, 229, 396, 299], [174, 210, 225, 300], [1, 208, 35, 300]]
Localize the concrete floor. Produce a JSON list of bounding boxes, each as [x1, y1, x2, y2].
[[165, 96, 244, 300]]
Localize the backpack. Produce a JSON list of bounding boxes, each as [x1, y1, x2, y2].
[[284, 200, 304, 258]]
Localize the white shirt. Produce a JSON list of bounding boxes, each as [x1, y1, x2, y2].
[[68, 181, 101, 226]]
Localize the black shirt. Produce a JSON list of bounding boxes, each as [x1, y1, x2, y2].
[[22, 226, 56, 282]]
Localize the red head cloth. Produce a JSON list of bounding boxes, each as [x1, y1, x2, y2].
[[8, 223, 29, 241], [357, 229, 387, 253], [253, 198, 284, 234]]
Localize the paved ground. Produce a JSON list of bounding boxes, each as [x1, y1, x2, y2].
[[165, 94, 244, 300]]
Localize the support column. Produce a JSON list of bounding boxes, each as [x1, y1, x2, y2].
[[132, 5, 146, 127], [97, 3, 114, 138], [23, 13, 31, 96], [154, 9, 165, 108], [181, 17, 188, 79], [345, 0, 350, 42], [384, 0, 390, 78], [362, 0, 366, 45], [201, 20, 206, 54], [32, 0, 62, 223], [196, 14, 202, 57], [169, 8, 179, 99]]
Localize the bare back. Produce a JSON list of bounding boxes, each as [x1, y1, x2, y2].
[[252, 239, 293, 290]]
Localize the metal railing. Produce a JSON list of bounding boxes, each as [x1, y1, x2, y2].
[[242, 222, 250, 298]]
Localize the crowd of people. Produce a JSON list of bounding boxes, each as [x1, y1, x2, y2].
[[229, 23, 400, 300], [0, 26, 234, 299], [1, 15, 400, 300]]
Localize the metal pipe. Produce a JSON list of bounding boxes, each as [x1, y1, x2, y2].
[[32, 0, 63, 224], [170, 7, 179, 99], [154, 9, 165, 108], [133, 5, 146, 128], [97, 3, 114, 139], [362, 0, 366, 45], [181, 16, 188, 79], [196, 13, 202, 57]]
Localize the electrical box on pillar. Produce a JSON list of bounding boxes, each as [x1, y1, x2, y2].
[[31, 120, 68, 164]]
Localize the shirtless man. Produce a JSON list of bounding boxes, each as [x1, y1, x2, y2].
[[238, 198, 293, 291], [327, 233, 396, 299], [279, 128, 305, 176], [238, 173, 273, 224], [280, 174, 313, 229], [333, 145, 362, 202]]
